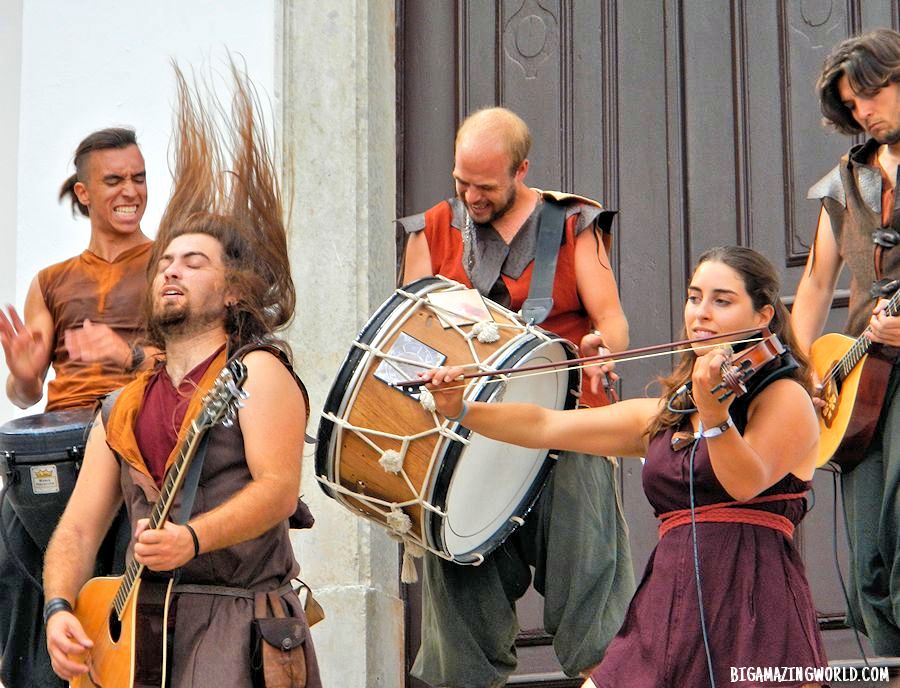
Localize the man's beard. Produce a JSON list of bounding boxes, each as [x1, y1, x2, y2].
[[150, 304, 190, 336], [151, 302, 223, 338], [875, 124, 900, 146], [466, 185, 517, 225]]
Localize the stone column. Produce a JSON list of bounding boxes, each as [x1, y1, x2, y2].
[[278, 1, 403, 685]]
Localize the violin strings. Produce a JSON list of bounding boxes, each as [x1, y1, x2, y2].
[[418, 336, 765, 394]]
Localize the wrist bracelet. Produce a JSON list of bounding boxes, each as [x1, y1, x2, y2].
[[184, 523, 201, 558], [43, 597, 73, 626], [699, 416, 734, 439], [445, 401, 469, 423]]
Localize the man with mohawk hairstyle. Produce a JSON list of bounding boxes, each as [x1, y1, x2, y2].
[[0, 126, 152, 688], [42, 62, 322, 687]]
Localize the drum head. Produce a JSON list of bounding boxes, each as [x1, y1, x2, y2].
[[428, 336, 577, 562], [0, 407, 94, 463]]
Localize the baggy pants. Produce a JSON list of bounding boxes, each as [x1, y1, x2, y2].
[[842, 365, 900, 656], [412, 451, 635, 688], [0, 499, 129, 687]]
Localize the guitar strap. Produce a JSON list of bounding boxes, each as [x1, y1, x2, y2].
[[173, 435, 209, 529]]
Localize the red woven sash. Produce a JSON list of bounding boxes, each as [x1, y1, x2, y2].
[[657, 492, 808, 540]]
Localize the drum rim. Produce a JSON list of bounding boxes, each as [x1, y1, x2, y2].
[[426, 333, 580, 563], [0, 407, 95, 461]]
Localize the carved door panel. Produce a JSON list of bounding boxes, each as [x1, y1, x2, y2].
[[398, 2, 900, 685]]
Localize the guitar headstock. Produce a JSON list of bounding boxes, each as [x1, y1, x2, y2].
[[198, 359, 250, 430]]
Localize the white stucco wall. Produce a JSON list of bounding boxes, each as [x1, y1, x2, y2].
[[1, 0, 277, 421], [2, 4, 403, 685]]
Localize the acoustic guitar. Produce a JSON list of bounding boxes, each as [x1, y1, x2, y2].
[[810, 290, 899, 470], [69, 360, 248, 687]]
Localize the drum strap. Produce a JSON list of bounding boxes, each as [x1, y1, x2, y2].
[[520, 199, 567, 325]]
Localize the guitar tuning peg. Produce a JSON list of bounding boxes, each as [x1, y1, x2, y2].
[[225, 380, 249, 401], [222, 405, 238, 427]]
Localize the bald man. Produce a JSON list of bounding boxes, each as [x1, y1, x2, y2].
[[399, 107, 635, 687]]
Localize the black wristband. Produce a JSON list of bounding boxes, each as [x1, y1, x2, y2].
[[184, 523, 200, 558], [43, 597, 73, 626], [126, 343, 145, 373]]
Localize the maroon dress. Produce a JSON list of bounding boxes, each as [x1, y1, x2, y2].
[[591, 426, 828, 687]]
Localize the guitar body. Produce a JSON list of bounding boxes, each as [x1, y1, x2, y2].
[[70, 574, 174, 688], [811, 332, 893, 471]]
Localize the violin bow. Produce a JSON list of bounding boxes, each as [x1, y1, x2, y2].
[[394, 327, 767, 388]]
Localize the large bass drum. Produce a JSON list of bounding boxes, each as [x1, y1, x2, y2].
[[316, 276, 580, 564]]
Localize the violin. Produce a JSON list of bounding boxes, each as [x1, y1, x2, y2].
[[711, 328, 791, 401]]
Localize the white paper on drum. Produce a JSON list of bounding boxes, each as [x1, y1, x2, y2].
[[373, 332, 446, 401]]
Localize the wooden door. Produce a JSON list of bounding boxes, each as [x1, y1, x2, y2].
[[397, 2, 900, 685]]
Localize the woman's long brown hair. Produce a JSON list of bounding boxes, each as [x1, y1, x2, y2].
[[645, 246, 813, 438], [145, 60, 295, 356]]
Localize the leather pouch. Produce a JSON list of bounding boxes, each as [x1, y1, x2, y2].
[[251, 591, 308, 688], [295, 579, 325, 628]]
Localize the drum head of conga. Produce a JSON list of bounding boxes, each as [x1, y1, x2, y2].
[[0, 407, 95, 462]]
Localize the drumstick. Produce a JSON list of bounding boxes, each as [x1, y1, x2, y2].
[[393, 327, 765, 388]]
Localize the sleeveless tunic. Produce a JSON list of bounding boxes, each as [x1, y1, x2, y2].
[[105, 345, 321, 688], [38, 242, 151, 411]]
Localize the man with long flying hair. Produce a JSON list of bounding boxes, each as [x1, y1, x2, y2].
[[41, 63, 321, 687]]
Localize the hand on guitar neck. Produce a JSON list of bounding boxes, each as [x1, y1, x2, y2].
[[866, 297, 900, 347], [132, 518, 198, 571]]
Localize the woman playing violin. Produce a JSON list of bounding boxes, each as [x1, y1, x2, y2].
[[420, 246, 827, 687]]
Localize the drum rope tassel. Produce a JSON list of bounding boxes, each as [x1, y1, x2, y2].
[[378, 449, 404, 474], [418, 388, 437, 413], [471, 320, 500, 343], [400, 539, 425, 584], [385, 508, 425, 584]]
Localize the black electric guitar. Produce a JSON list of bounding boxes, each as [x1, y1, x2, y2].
[[70, 360, 249, 688], [811, 289, 900, 471]]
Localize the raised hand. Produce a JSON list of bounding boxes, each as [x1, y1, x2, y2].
[[0, 305, 50, 384]]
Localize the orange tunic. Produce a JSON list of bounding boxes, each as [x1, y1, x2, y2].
[[38, 242, 151, 411]]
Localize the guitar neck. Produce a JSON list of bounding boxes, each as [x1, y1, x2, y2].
[[833, 289, 900, 383], [112, 421, 206, 618]]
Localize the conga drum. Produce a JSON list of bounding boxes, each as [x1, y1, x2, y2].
[[0, 407, 93, 548], [316, 276, 580, 565]]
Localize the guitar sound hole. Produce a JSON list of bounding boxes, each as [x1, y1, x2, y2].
[[108, 609, 122, 642]]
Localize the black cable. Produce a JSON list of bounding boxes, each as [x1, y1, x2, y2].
[[688, 435, 717, 688], [0, 479, 43, 592]]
